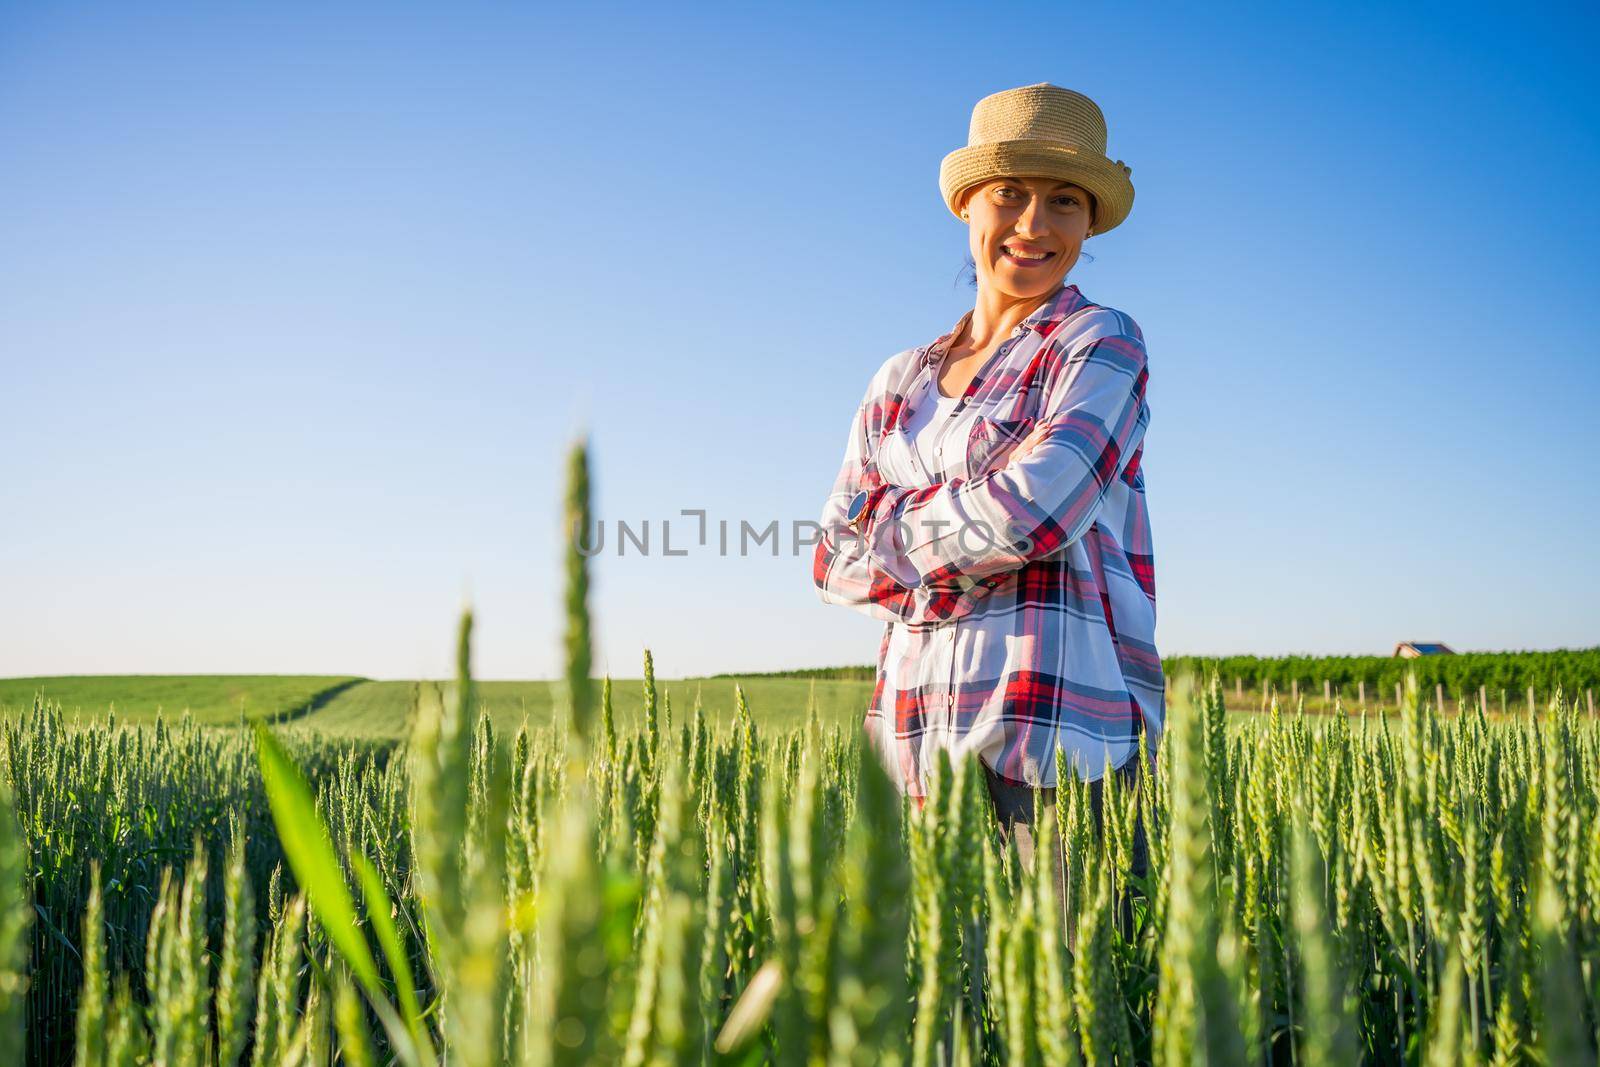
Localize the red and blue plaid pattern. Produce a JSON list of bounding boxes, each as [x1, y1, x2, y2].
[[813, 282, 1163, 798]]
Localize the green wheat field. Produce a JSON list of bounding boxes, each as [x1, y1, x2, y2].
[[1, 441, 1597, 1066]]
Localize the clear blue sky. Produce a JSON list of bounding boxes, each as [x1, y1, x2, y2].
[[3, 2, 1597, 681]]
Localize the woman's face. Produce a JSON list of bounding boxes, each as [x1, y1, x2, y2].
[[961, 175, 1094, 301]]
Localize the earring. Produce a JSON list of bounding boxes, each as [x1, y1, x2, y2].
[[960, 211, 969, 220]]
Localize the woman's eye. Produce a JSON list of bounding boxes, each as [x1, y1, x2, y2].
[[1055, 196, 1080, 207]]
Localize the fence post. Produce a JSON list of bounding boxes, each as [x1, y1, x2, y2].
[[1324, 679, 1332, 706], [1479, 684, 1487, 715], [1527, 686, 1535, 716], [1236, 676, 1242, 700], [1358, 679, 1366, 707], [1435, 682, 1445, 714]]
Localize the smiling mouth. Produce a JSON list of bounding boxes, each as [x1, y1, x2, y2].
[[1001, 244, 1057, 267]]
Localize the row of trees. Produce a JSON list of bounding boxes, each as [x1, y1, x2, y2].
[[1164, 648, 1600, 698], [725, 649, 1600, 697]]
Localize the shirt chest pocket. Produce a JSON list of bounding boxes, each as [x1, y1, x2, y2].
[[963, 415, 1037, 480]]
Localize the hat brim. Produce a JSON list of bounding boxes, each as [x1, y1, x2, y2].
[[939, 140, 1134, 235]]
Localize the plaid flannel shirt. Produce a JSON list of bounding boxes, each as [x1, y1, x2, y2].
[[813, 282, 1163, 798]]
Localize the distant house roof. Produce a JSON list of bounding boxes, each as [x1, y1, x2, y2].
[[1393, 641, 1456, 657]]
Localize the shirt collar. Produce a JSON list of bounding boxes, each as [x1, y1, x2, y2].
[[919, 283, 1088, 368]]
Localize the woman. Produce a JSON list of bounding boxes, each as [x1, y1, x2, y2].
[[812, 83, 1161, 896]]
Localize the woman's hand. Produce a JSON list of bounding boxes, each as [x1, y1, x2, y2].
[[1006, 422, 1051, 465], [861, 454, 898, 493]]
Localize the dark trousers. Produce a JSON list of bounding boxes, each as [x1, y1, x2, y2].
[[982, 758, 1149, 937]]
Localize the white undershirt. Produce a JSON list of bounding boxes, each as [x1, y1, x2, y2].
[[901, 372, 963, 476]]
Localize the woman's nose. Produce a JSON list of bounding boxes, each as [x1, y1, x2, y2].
[[1014, 194, 1047, 237]]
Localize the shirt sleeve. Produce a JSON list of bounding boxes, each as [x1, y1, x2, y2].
[[859, 330, 1150, 587], [812, 376, 986, 625]]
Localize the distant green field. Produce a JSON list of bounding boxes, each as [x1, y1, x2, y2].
[[0, 675, 365, 725], [284, 675, 880, 737], [0, 673, 879, 736]]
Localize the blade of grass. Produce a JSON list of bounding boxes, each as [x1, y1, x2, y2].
[[254, 722, 381, 990], [351, 853, 423, 1035], [253, 722, 429, 1067]]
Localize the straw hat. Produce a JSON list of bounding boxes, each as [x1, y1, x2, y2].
[[939, 83, 1135, 235]]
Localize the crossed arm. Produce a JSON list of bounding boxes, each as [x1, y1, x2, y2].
[[811, 384, 973, 625], [813, 330, 1150, 623]]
